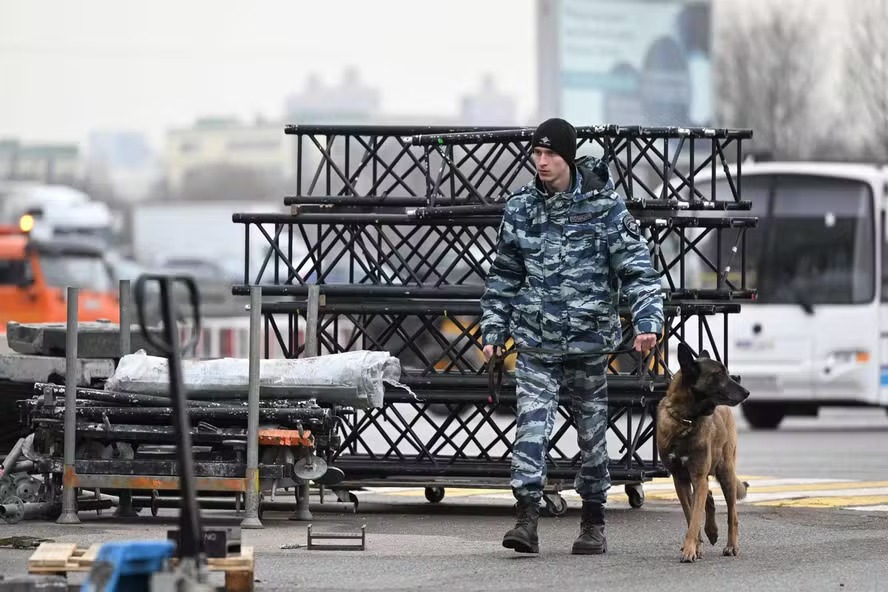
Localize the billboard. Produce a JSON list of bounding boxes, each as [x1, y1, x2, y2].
[[537, 0, 712, 127]]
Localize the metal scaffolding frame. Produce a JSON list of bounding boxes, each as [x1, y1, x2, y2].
[[232, 123, 755, 512]]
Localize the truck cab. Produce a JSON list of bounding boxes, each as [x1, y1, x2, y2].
[[0, 223, 120, 351]]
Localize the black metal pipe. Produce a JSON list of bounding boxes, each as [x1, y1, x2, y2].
[[411, 204, 508, 218], [61, 421, 336, 448], [285, 124, 520, 136], [411, 200, 754, 218], [132, 497, 349, 513], [48, 383, 358, 403], [231, 211, 757, 229], [329, 458, 663, 482], [46, 405, 332, 426], [34, 384, 238, 409], [411, 125, 753, 146], [259, 299, 741, 316], [234, 283, 752, 303], [375, 389, 664, 406], [232, 212, 503, 227], [68, 422, 253, 445], [235, 285, 481, 299], [394, 373, 669, 391], [284, 196, 430, 207]]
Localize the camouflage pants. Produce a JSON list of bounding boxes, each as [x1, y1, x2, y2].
[[510, 352, 611, 504]]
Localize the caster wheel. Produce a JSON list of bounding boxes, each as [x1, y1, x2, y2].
[[625, 483, 645, 508], [150, 489, 160, 517], [348, 492, 359, 513], [541, 494, 568, 517], [424, 487, 445, 504]]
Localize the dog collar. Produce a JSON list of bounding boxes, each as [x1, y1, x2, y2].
[[667, 408, 695, 427]]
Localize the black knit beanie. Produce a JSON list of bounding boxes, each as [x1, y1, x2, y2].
[[531, 118, 577, 165]]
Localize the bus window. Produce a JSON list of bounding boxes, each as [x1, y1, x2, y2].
[[694, 176, 772, 290], [757, 176, 875, 305]]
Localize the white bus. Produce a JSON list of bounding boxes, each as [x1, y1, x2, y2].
[[660, 160, 888, 429]]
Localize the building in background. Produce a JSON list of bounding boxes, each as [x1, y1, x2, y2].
[[285, 67, 381, 124], [537, 0, 712, 127], [85, 130, 165, 202], [461, 75, 519, 126], [165, 116, 293, 196], [0, 140, 81, 183]]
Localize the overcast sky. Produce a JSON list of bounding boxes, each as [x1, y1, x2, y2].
[[0, 0, 537, 147], [1, 0, 844, 151]]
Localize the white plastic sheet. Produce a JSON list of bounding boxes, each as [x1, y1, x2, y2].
[[105, 349, 414, 408]]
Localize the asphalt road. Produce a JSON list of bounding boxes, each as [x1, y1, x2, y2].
[[0, 408, 885, 592], [734, 408, 888, 481], [2, 494, 886, 592]]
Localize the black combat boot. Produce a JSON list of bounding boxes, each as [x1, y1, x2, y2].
[[502, 496, 540, 553], [571, 501, 607, 554]]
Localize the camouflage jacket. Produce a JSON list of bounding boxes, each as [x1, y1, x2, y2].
[[480, 155, 664, 353]]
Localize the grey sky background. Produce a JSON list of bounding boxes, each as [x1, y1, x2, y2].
[[1, 0, 846, 150], [0, 0, 536, 147]]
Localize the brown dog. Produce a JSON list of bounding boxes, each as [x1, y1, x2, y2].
[[656, 343, 751, 563]]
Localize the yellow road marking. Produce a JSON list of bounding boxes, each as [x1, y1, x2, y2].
[[742, 480, 888, 494], [648, 475, 771, 485], [754, 495, 888, 508]]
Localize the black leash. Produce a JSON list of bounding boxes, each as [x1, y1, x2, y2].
[[486, 345, 654, 405]]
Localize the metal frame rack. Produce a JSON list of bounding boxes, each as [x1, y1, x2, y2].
[[4, 284, 341, 527], [232, 123, 755, 513]]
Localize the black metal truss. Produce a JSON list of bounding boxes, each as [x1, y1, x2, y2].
[[231, 213, 758, 297], [285, 123, 753, 207], [227, 123, 756, 493], [286, 124, 521, 202], [327, 385, 666, 485], [245, 298, 738, 380]]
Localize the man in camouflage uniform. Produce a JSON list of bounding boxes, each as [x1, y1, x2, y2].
[[480, 118, 663, 555]]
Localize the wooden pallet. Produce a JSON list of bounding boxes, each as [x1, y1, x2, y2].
[[28, 542, 255, 592]]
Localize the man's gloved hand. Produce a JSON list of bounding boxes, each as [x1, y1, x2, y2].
[[483, 344, 503, 361], [633, 333, 658, 353]]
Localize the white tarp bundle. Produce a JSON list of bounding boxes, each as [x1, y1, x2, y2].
[[105, 349, 414, 409]]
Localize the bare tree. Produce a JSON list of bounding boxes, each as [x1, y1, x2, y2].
[[714, 1, 827, 160], [843, 0, 888, 161]]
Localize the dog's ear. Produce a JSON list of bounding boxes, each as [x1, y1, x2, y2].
[[677, 343, 699, 379], [699, 349, 711, 360]]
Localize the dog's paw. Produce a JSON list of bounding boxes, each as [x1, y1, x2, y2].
[[680, 541, 701, 563], [705, 523, 718, 545], [722, 544, 739, 557]]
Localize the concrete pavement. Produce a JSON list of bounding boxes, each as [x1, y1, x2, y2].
[[1, 496, 886, 592], [0, 408, 884, 591]]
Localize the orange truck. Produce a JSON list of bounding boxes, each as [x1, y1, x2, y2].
[[0, 221, 120, 353]]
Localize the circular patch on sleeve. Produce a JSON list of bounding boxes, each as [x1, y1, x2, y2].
[[623, 216, 640, 239]]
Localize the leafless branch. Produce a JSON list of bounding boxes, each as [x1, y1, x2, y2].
[[714, 2, 827, 160], [843, 0, 888, 161]]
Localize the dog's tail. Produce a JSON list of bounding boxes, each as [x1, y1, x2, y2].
[[737, 479, 749, 501]]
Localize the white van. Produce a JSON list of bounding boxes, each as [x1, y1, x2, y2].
[[658, 160, 888, 429], [0, 182, 114, 247]]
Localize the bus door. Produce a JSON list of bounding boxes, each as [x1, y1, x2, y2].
[[878, 198, 888, 407], [720, 174, 816, 400], [758, 174, 879, 404]]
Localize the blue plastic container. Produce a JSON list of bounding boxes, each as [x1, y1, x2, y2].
[[80, 540, 176, 592]]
